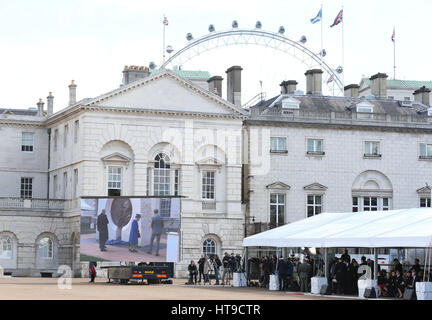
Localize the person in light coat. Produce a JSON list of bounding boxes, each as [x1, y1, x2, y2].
[[203, 256, 213, 285]]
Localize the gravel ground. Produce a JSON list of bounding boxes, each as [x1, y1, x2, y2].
[[0, 277, 347, 300]]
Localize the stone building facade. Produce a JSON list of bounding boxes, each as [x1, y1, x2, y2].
[[0, 68, 246, 277], [244, 71, 432, 236]]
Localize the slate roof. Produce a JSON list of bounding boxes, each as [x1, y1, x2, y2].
[[253, 94, 429, 116], [0, 108, 38, 116], [360, 78, 432, 90], [150, 69, 211, 79]]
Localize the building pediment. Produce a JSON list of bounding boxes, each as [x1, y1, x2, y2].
[[196, 157, 224, 167], [83, 70, 247, 117], [266, 181, 291, 190], [303, 183, 328, 191], [101, 152, 132, 163], [417, 186, 431, 195]]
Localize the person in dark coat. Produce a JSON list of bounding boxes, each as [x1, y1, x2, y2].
[[188, 260, 198, 285], [406, 270, 421, 299], [197, 254, 205, 284], [221, 252, 231, 285], [147, 209, 164, 256], [345, 259, 357, 295], [128, 214, 141, 252], [277, 256, 288, 291], [286, 258, 294, 290], [96, 209, 109, 252], [298, 259, 312, 292], [335, 258, 347, 294], [410, 259, 421, 274], [393, 259, 403, 275], [213, 255, 222, 285], [328, 257, 338, 293], [341, 250, 351, 264]]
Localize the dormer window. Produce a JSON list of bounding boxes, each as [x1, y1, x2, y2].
[[281, 97, 300, 109], [356, 101, 374, 119]]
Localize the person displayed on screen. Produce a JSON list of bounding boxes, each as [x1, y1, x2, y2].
[[147, 209, 164, 256], [128, 214, 141, 253], [96, 209, 109, 252]]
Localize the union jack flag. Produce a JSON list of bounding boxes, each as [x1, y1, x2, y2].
[[163, 16, 168, 26], [327, 74, 334, 84], [330, 9, 343, 27]]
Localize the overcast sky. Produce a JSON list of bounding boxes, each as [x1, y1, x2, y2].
[[1, 0, 431, 112]]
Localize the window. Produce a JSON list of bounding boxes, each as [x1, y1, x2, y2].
[[364, 141, 381, 157], [38, 237, 53, 259], [307, 139, 324, 154], [63, 172, 67, 199], [53, 175, 57, 198], [353, 196, 391, 212], [356, 102, 374, 119], [270, 194, 285, 228], [64, 125, 68, 147], [0, 237, 12, 259], [54, 129, 58, 151], [307, 195, 322, 217], [420, 197, 431, 208], [20, 178, 33, 199], [108, 166, 122, 196], [352, 197, 359, 212], [270, 137, 287, 153], [160, 198, 171, 217], [202, 171, 215, 200], [73, 169, 78, 198], [202, 239, 216, 257], [420, 143, 432, 159], [404, 97, 411, 102], [74, 120, 79, 144], [154, 153, 170, 196], [146, 167, 151, 196], [174, 169, 180, 196], [21, 132, 34, 152]]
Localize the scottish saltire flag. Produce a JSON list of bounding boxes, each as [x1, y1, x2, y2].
[[310, 8, 322, 24], [327, 74, 334, 84], [391, 28, 395, 42], [330, 9, 343, 27], [163, 16, 168, 26]]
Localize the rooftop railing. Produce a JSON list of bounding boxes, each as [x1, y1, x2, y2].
[[0, 198, 80, 211]]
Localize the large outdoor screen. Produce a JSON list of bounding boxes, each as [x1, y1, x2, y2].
[[80, 197, 181, 263]]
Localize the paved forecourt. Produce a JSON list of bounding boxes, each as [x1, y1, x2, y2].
[[0, 278, 345, 300]]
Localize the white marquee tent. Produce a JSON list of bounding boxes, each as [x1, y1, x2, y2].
[[243, 208, 432, 249]]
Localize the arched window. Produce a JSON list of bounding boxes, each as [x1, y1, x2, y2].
[[0, 237, 12, 259], [38, 237, 53, 259], [202, 239, 216, 257], [154, 153, 171, 196]]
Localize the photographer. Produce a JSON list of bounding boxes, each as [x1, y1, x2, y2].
[[188, 260, 198, 285], [213, 254, 222, 285]]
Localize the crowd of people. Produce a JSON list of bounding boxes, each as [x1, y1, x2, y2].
[[254, 255, 315, 292], [187, 252, 242, 285], [251, 250, 432, 298]]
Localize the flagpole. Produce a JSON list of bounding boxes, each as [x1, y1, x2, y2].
[[393, 27, 396, 79], [162, 15, 167, 66], [320, 4, 323, 66], [341, 6, 345, 89]]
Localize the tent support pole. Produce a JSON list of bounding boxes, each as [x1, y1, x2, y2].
[[245, 248, 249, 285], [324, 248, 328, 281], [373, 248, 378, 280]]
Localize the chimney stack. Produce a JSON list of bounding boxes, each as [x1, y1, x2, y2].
[[286, 80, 298, 94], [37, 98, 44, 117], [344, 84, 360, 98], [47, 92, 54, 115], [305, 69, 323, 95], [68, 80, 77, 106], [226, 66, 242, 106], [369, 73, 388, 99], [413, 86, 431, 106], [122, 65, 150, 85], [207, 76, 223, 97]]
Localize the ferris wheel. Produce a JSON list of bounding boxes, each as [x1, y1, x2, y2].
[[155, 21, 344, 96]]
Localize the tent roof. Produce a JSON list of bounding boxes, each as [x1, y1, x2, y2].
[[243, 208, 432, 248]]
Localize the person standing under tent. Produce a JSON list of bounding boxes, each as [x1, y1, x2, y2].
[[277, 256, 288, 291], [128, 214, 141, 253], [298, 258, 311, 292]]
